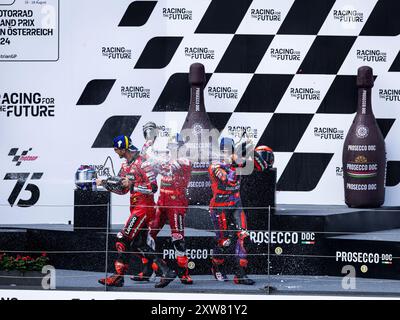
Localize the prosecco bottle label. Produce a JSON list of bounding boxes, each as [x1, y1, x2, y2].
[[345, 155, 378, 179]]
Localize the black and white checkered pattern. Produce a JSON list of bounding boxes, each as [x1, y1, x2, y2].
[[77, 0, 400, 204]]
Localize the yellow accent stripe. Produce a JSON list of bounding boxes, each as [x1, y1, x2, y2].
[[124, 136, 129, 149]]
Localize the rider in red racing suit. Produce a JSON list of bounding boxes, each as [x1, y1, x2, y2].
[[97, 135, 177, 288], [208, 137, 271, 285], [150, 155, 193, 284], [132, 132, 193, 284]]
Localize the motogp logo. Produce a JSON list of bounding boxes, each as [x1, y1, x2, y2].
[[8, 148, 38, 166], [356, 125, 369, 139]]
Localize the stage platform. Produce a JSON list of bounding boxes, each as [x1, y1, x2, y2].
[[1, 270, 400, 297], [1, 204, 400, 296]]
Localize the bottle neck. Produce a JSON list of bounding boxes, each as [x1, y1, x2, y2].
[[357, 87, 373, 115], [189, 85, 206, 113]]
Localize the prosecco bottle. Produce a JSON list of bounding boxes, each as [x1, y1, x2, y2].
[[342, 66, 386, 208], [180, 63, 217, 205]]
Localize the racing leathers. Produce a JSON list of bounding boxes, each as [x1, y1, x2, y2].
[[149, 157, 193, 284], [98, 155, 176, 288], [208, 160, 254, 285]]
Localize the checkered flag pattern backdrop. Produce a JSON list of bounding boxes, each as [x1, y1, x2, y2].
[[76, 0, 400, 205]]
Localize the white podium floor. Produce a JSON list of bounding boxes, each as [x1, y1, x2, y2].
[[1, 269, 400, 297]]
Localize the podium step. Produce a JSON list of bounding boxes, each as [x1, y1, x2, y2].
[[0, 228, 28, 252], [326, 228, 400, 280], [1, 205, 399, 281]]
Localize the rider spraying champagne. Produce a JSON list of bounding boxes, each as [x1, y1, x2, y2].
[[131, 124, 193, 284], [208, 137, 274, 285], [149, 133, 193, 284], [96, 135, 177, 288]]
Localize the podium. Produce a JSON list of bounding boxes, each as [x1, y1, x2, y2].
[[73, 189, 111, 232], [241, 168, 276, 208]]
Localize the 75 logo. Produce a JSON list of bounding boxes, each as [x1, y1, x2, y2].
[[3, 173, 43, 207]]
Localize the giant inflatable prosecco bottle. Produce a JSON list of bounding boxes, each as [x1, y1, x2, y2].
[[342, 66, 386, 208], [180, 63, 217, 205]]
